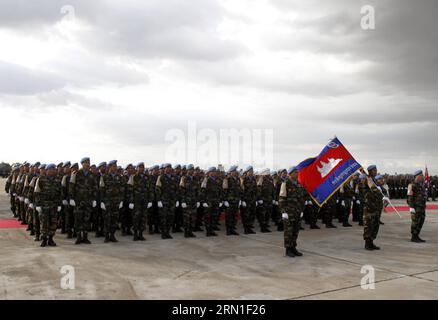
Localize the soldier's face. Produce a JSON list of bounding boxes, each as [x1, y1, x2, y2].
[[369, 169, 377, 177], [290, 171, 298, 180], [91, 167, 97, 174], [47, 169, 56, 176], [187, 169, 194, 176], [138, 166, 145, 174], [64, 167, 71, 174], [109, 165, 117, 173], [164, 167, 172, 174], [82, 161, 90, 171], [40, 169, 46, 175], [416, 174, 424, 183]]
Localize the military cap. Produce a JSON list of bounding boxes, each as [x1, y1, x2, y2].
[[414, 170, 423, 177], [375, 174, 384, 181], [90, 164, 96, 168], [125, 163, 133, 170], [163, 163, 172, 169], [359, 174, 367, 180], [173, 164, 181, 170], [97, 162, 107, 168], [207, 166, 217, 173], [71, 163, 79, 169], [228, 165, 238, 173], [57, 162, 64, 167], [260, 168, 270, 175], [243, 166, 253, 174], [270, 170, 278, 176], [39, 164, 46, 170], [81, 157, 90, 164], [367, 165, 377, 172], [137, 162, 145, 168], [150, 165, 159, 171], [287, 166, 298, 174], [23, 162, 30, 167], [108, 160, 117, 167], [117, 166, 122, 170], [63, 161, 71, 168], [187, 164, 195, 170], [33, 162, 41, 168]]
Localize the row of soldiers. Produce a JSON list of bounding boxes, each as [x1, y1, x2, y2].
[[4, 159, 428, 255], [386, 174, 437, 200]]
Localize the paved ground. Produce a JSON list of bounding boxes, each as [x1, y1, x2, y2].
[[1, 178, 437, 300]]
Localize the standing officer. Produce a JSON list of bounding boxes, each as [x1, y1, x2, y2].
[[69, 157, 98, 245], [179, 164, 199, 238], [408, 170, 428, 243], [362, 165, 384, 251], [34, 164, 62, 247], [279, 166, 306, 258], [256, 169, 274, 233], [148, 165, 160, 234], [222, 165, 241, 236], [155, 163, 178, 239], [338, 177, 354, 227], [201, 167, 223, 237], [100, 160, 124, 243], [241, 166, 257, 234]]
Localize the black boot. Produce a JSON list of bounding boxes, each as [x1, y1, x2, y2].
[[48, 236, 56, 247], [285, 247, 295, 258], [343, 222, 353, 227], [184, 229, 190, 238], [261, 226, 272, 233], [29, 225, 35, 235], [126, 228, 133, 236], [26, 224, 32, 231], [133, 230, 139, 241], [104, 233, 110, 243], [75, 232, 82, 245], [138, 231, 146, 241], [206, 229, 218, 237], [291, 246, 303, 257], [166, 232, 173, 239], [411, 235, 423, 243], [193, 226, 203, 232], [212, 225, 220, 231], [34, 234, 40, 241], [326, 223, 337, 228], [148, 225, 154, 235], [365, 240, 374, 251], [229, 228, 239, 236], [82, 232, 91, 244], [40, 236, 47, 247], [67, 231, 73, 239], [310, 224, 320, 230], [379, 220, 385, 225], [154, 226, 160, 234], [109, 232, 118, 243], [277, 224, 284, 231], [371, 241, 380, 250]]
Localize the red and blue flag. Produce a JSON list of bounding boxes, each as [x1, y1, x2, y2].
[[297, 137, 362, 207]]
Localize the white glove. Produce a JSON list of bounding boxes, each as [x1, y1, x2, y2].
[[69, 199, 76, 207], [336, 199, 339, 204], [101, 203, 106, 210], [300, 212, 304, 218], [57, 206, 62, 212], [157, 201, 163, 208], [258, 200, 264, 205], [13, 193, 17, 197], [272, 200, 276, 205], [176, 201, 180, 208], [410, 208, 416, 214], [181, 202, 187, 209], [119, 201, 123, 209], [383, 197, 389, 202], [356, 200, 361, 205], [341, 200, 345, 207], [282, 213, 289, 220], [196, 202, 200, 208], [129, 203, 134, 210], [275, 201, 279, 205], [377, 186, 382, 192], [29, 203, 34, 209], [92, 200, 97, 208], [24, 198, 29, 204], [62, 200, 68, 206], [147, 202, 153, 209], [224, 201, 229, 207], [203, 203, 209, 208], [36, 206, 42, 214], [19, 196, 24, 202], [219, 202, 223, 208], [241, 201, 247, 207]]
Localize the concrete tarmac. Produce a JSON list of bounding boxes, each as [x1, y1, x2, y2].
[[1, 178, 437, 300]]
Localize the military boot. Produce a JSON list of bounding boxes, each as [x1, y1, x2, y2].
[[138, 231, 146, 241], [229, 228, 239, 236], [126, 228, 133, 236], [148, 225, 154, 235], [411, 235, 424, 243], [67, 230, 73, 239], [40, 236, 48, 247], [48, 236, 56, 247], [82, 232, 91, 244], [29, 224, 35, 236], [277, 224, 284, 231], [75, 233, 82, 245], [133, 230, 139, 241], [291, 246, 303, 257], [104, 233, 110, 243], [310, 224, 320, 230], [365, 240, 374, 251], [109, 232, 118, 243], [285, 247, 295, 258], [34, 233, 40, 241], [193, 226, 203, 232], [26, 224, 32, 231], [371, 241, 380, 250], [261, 226, 272, 233], [343, 222, 353, 227]]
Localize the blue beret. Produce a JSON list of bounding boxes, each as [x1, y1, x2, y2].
[[270, 170, 278, 176], [57, 162, 64, 167], [97, 162, 106, 168], [137, 162, 145, 168], [125, 163, 133, 170], [187, 164, 195, 170], [414, 170, 423, 177], [23, 162, 29, 166], [288, 166, 298, 174], [163, 163, 172, 169], [71, 163, 79, 169], [46, 164, 56, 170], [367, 165, 377, 172], [173, 164, 181, 170], [228, 165, 238, 173], [33, 162, 41, 168], [244, 166, 253, 173], [63, 161, 71, 168], [39, 164, 46, 170], [207, 166, 217, 173], [81, 157, 90, 164], [108, 160, 117, 167], [375, 174, 384, 180], [150, 165, 159, 171]]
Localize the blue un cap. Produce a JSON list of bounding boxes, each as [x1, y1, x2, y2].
[[288, 166, 298, 174], [414, 170, 423, 177], [81, 157, 90, 164], [367, 165, 377, 172], [46, 164, 56, 170]]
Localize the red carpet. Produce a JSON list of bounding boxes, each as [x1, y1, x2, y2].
[[385, 205, 438, 213], [0, 219, 27, 229]]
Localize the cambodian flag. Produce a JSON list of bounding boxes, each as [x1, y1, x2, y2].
[[296, 137, 362, 207]]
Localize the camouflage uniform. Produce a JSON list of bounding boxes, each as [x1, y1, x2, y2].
[[320, 196, 337, 228], [120, 174, 133, 236], [34, 175, 62, 239], [179, 174, 200, 236], [129, 173, 154, 237], [201, 176, 223, 236], [256, 175, 274, 232], [362, 177, 383, 242], [352, 178, 364, 226], [148, 172, 160, 234], [279, 178, 306, 249], [24, 172, 36, 234], [155, 173, 178, 237], [15, 172, 25, 223], [69, 169, 98, 234], [338, 181, 354, 226], [407, 182, 427, 238], [241, 175, 257, 231], [303, 195, 319, 228], [222, 175, 242, 232], [100, 173, 125, 238], [5, 172, 17, 216], [271, 175, 282, 230]]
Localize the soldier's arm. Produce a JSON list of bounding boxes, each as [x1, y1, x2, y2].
[[278, 182, 288, 213], [407, 183, 415, 208]]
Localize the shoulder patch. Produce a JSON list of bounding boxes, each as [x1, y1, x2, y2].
[[29, 177, 37, 188], [179, 176, 186, 188], [201, 177, 208, 189], [35, 177, 41, 193], [407, 184, 414, 196], [127, 175, 134, 186], [70, 172, 77, 184], [279, 182, 287, 198], [156, 175, 162, 188], [99, 176, 105, 188], [256, 176, 264, 187]]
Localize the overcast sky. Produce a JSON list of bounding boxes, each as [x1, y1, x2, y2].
[[0, 0, 437, 173]]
